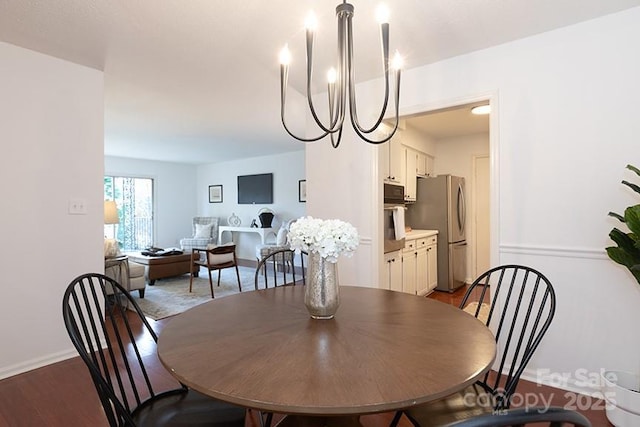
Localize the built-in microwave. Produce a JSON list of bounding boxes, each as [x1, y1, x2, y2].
[[383, 183, 405, 205]]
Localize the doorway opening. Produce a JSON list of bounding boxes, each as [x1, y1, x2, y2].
[[398, 98, 494, 283]]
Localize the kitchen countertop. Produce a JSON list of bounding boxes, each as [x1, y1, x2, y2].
[[405, 229, 439, 239]]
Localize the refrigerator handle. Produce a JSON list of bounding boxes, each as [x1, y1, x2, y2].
[[457, 183, 465, 235]]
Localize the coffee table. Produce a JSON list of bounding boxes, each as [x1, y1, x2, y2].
[[127, 252, 194, 285]]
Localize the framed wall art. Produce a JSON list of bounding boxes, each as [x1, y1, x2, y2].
[[298, 179, 307, 203], [209, 185, 223, 203]]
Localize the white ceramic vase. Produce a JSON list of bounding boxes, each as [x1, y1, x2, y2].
[[602, 370, 640, 427]]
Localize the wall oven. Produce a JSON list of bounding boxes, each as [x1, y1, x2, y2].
[[383, 184, 406, 253]]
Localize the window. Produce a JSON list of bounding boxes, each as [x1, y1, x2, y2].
[[104, 176, 154, 251]]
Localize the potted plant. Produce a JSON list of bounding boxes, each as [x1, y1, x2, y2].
[[604, 164, 640, 426]]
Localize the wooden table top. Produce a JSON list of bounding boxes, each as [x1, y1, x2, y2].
[[157, 286, 496, 416]]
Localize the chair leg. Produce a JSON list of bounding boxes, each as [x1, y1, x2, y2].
[[233, 265, 240, 292], [217, 269, 222, 287], [258, 411, 273, 427], [208, 268, 214, 298], [189, 250, 199, 292], [389, 411, 405, 427]]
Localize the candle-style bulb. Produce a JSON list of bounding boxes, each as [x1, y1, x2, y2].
[[305, 11, 318, 32], [327, 68, 337, 84], [279, 44, 291, 65], [391, 50, 403, 70], [376, 4, 389, 24]]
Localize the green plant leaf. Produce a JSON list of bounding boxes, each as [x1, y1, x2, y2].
[[609, 211, 625, 222], [607, 246, 640, 269], [609, 228, 638, 252], [622, 180, 640, 196], [625, 205, 640, 235], [627, 164, 640, 177], [607, 165, 640, 286]]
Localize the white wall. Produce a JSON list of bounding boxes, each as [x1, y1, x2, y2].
[[0, 42, 104, 379], [306, 134, 380, 287], [105, 156, 198, 248], [402, 123, 437, 156], [306, 7, 640, 394], [197, 151, 306, 260]]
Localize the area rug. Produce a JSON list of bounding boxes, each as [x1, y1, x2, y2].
[[132, 266, 262, 320]]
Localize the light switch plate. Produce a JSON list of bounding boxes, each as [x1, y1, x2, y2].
[[69, 198, 87, 215]]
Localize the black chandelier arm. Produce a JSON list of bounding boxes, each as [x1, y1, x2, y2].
[[281, 65, 335, 143], [350, 70, 401, 144], [346, 15, 392, 136], [330, 126, 344, 148], [304, 29, 344, 134]]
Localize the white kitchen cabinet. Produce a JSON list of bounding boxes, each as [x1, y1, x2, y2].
[[402, 239, 417, 294], [415, 239, 428, 295], [417, 152, 435, 177], [382, 137, 404, 185], [427, 236, 438, 294], [416, 151, 434, 178], [404, 147, 417, 202], [416, 235, 438, 296], [425, 154, 435, 177], [416, 151, 427, 176], [383, 250, 403, 292], [385, 231, 438, 295]]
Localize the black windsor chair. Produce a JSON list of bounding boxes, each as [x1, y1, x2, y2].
[[254, 248, 307, 290], [391, 264, 557, 427], [443, 406, 591, 427], [62, 273, 246, 427]]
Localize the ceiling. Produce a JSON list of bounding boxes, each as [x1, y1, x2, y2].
[[404, 103, 490, 140], [2, 1, 639, 164]]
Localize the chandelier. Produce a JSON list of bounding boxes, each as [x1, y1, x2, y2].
[[279, 1, 403, 148]]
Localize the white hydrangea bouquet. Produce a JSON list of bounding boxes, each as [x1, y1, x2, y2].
[[288, 216, 359, 263]]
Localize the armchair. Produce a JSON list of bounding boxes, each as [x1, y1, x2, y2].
[[104, 256, 146, 298], [180, 217, 219, 253]]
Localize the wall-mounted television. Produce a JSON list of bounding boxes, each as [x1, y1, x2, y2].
[[237, 173, 273, 204]]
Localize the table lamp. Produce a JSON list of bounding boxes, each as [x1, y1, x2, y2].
[[104, 200, 120, 258], [104, 200, 119, 225]]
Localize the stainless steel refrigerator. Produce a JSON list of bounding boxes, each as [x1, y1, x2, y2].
[[405, 175, 467, 292]]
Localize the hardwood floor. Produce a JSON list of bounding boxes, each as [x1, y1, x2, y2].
[[0, 286, 611, 427]]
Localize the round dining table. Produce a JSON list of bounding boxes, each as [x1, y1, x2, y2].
[[157, 285, 496, 427]]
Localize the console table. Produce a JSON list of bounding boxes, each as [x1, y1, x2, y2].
[[218, 226, 276, 245]]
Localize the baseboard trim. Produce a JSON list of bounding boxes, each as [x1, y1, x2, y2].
[[0, 348, 79, 381]]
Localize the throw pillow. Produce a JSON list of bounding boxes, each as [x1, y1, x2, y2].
[[206, 243, 235, 264], [194, 223, 213, 238], [104, 238, 120, 258], [276, 226, 288, 245]]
